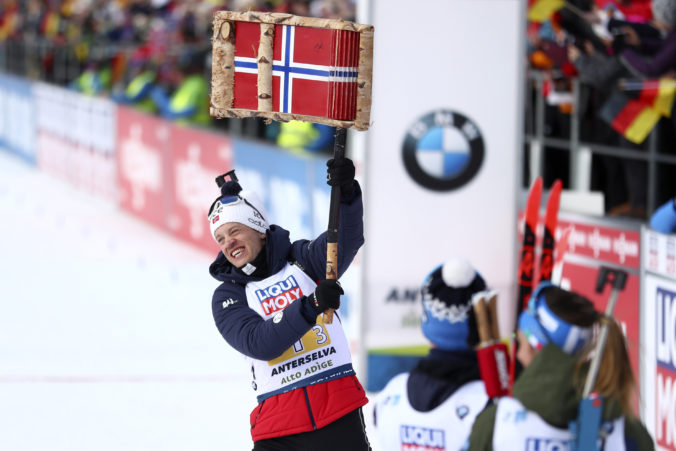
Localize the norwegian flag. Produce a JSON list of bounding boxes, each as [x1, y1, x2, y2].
[[232, 22, 360, 120]]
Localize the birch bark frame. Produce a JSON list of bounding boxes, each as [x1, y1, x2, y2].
[[211, 20, 235, 111], [257, 23, 274, 112], [210, 11, 374, 131]]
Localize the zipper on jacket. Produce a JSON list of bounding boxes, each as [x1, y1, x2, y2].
[[251, 400, 265, 430], [302, 387, 318, 430]]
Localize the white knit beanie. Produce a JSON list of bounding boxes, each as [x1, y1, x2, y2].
[[208, 188, 269, 239]]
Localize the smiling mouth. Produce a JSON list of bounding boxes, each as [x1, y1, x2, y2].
[[231, 248, 244, 258]]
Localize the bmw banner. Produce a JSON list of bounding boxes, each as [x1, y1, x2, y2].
[[361, 0, 525, 390]]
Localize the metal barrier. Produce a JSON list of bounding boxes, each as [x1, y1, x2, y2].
[[524, 70, 676, 215]]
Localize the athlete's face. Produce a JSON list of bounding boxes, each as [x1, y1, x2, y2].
[[516, 329, 538, 367], [214, 222, 266, 268]]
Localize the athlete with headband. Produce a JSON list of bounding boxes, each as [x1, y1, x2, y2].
[[466, 283, 653, 450]]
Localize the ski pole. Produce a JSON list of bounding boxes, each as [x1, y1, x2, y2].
[[571, 266, 627, 451], [582, 267, 628, 398]]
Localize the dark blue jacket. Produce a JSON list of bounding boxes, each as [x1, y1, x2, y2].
[[406, 349, 482, 412], [209, 182, 364, 360]]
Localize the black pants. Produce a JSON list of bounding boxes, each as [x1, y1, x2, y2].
[[252, 408, 371, 451]]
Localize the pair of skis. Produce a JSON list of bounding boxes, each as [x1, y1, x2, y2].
[[509, 176, 563, 391], [516, 177, 563, 316]]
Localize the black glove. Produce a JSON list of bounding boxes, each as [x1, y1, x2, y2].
[[327, 158, 355, 196], [308, 279, 343, 314]]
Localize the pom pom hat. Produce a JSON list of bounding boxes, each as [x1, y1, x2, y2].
[[207, 180, 269, 239], [421, 258, 487, 351]]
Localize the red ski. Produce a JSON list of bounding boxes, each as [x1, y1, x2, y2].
[[516, 177, 542, 317], [510, 178, 563, 394], [537, 179, 562, 285]]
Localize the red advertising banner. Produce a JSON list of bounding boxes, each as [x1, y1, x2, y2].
[[116, 107, 171, 231], [556, 219, 641, 269], [517, 213, 641, 279], [166, 125, 233, 253], [559, 262, 640, 394], [518, 212, 642, 412]]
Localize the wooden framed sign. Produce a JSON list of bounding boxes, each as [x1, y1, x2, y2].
[[210, 11, 374, 130]]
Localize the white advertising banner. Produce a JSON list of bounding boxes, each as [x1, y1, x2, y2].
[[362, 0, 525, 356], [35, 83, 117, 201], [642, 227, 676, 450]]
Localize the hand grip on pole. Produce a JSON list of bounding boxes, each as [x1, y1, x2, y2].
[[323, 127, 347, 324], [473, 291, 510, 397]]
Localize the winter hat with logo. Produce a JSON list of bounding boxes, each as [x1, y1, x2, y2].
[[421, 258, 487, 351], [653, 0, 676, 27], [207, 179, 269, 239]]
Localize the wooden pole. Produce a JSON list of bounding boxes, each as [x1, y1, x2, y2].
[[322, 127, 347, 324]]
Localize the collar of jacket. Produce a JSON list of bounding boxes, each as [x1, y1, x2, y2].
[[209, 224, 292, 284], [406, 349, 481, 412]]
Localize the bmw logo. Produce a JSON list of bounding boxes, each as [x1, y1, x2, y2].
[[402, 110, 485, 191]]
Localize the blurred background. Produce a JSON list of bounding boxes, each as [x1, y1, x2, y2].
[[1, 0, 675, 449]]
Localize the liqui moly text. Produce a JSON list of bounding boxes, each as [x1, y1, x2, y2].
[[255, 275, 304, 315], [399, 425, 445, 450]]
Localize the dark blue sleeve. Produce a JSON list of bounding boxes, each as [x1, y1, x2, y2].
[[212, 284, 315, 360], [289, 180, 364, 281]]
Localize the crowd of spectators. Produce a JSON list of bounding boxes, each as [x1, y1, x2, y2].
[[0, 0, 354, 152], [526, 0, 676, 219], [2, 0, 675, 214]]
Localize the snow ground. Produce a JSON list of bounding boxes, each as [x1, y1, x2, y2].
[[0, 151, 380, 451]]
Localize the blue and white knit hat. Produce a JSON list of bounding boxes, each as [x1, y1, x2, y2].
[[421, 258, 487, 351], [518, 282, 593, 355]]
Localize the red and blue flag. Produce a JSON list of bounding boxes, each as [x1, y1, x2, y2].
[[233, 22, 359, 120]]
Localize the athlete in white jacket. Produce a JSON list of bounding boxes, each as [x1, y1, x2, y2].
[[373, 258, 491, 451]]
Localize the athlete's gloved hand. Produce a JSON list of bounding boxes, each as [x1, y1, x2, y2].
[[327, 157, 355, 196], [308, 279, 343, 314]]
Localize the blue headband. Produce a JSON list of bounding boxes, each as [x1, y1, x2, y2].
[[517, 282, 592, 355]]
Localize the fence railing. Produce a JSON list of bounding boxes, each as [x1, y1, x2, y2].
[[524, 70, 675, 216]]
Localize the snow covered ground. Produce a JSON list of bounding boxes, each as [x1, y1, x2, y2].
[[0, 151, 380, 450]]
